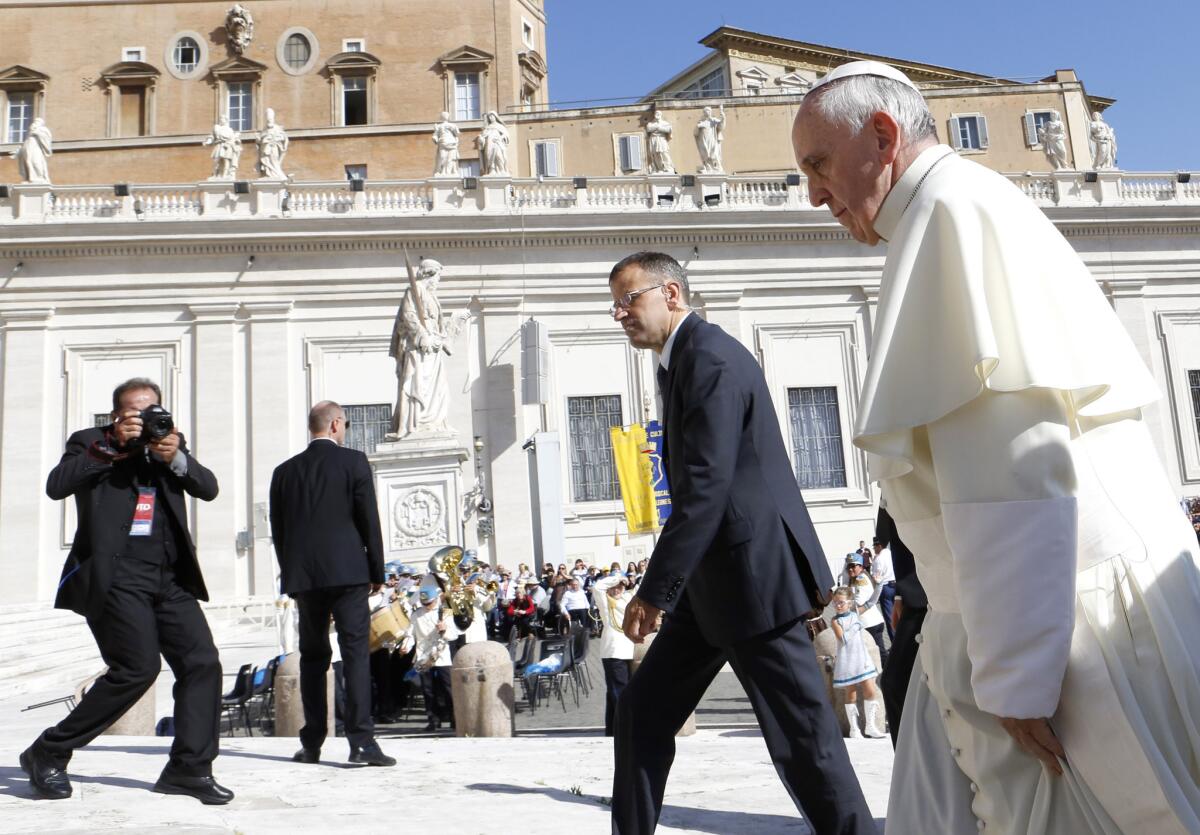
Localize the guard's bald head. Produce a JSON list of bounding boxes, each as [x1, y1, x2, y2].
[[308, 400, 344, 434]]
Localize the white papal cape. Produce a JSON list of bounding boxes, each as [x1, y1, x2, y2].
[[860, 145, 1200, 834]]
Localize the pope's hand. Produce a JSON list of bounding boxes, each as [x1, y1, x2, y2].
[[622, 597, 662, 643], [998, 716, 1064, 775]]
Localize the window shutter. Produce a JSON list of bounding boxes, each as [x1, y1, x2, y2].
[[535, 142, 546, 176], [1023, 112, 1038, 147], [948, 117, 962, 150], [619, 135, 642, 171], [618, 136, 631, 171], [977, 115, 989, 149], [545, 141, 559, 177]]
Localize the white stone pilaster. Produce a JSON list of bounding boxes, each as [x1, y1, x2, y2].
[[696, 288, 744, 343], [0, 308, 55, 601], [188, 302, 242, 600]]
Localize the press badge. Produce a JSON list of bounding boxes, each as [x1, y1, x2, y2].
[[130, 487, 156, 536]]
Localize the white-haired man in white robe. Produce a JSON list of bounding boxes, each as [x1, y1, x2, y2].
[[792, 61, 1200, 834]]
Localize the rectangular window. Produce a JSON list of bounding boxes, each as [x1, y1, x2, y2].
[[618, 134, 643, 172], [343, 403, 391, 455], [118, 86, 146, 137], [787, 386, 847, 489], [459, 159, 480, 177], [343, 39, 365, 53], [1188, 371, 1200, 449], [534, 139, 560, 177], [454, 72, 481, 120], [122, 46, 145, 62], [679, 66, 727, 99], [227, 81, 253, 131], [568, 395, 623, 502], [1023, 110, 1056, 147], [522, 19, 535, 49], [342, 76, 368, 126], [949, 114, 988, 151], [6, 92, 33, 143], [345, 164, 367, 181]]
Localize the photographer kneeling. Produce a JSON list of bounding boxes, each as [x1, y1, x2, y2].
[[20, 378, 231, 805]]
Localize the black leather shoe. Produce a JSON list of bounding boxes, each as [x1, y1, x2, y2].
[[152, 771, 234, 805], [348, 742, 396, 767], [292, 747, 320, 764], [422, 720, 439, 732], [20, 746, 72, 800]]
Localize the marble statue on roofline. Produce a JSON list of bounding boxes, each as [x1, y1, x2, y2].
[[695, 105, 726, 174], [645, 110, 675, 175], [1037, 111, 1070, 171], [1090, 111, 1117, 170], [432, 112, 460, 177], [13, 118, 52, 184], [204, 115, 242, 180], [256, 108, 289, 180], [477, 111, 510, 176]]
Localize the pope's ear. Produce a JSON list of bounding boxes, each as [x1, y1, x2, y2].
[[872, 110, 902, 165]]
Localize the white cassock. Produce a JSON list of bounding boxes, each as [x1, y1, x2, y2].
[[862, 145, 1200, 834]]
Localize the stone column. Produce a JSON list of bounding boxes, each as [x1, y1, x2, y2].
[[0, 308, 55, 601], [188, 303, 243, 600], [450, 640, 514, 737], [244, 302, 293, 596], [632, 633, 695, 736], [273, 652, 335, 738], [474, 294, 535, 566]]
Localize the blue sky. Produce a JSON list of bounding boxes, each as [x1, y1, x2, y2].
[[545, 1, 1199, 172]]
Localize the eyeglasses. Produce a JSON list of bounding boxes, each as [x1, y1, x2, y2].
[[609, 283, 665, 316]]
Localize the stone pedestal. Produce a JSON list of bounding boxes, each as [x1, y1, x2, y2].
[[198, 180, 241, 216], [647, 174, 680, 210], [369, 432, 470, 562], [430, 177, 466, 212], [251, 180, 287, 216], [12, 184, 52, 220], [694, 173, 727, 210], [75, 671, 156, 735], [812, 626, 887, 738], [274, 652, 335, 739], [450, 641, 514, 737], [632, 633, 695, 736], [480, 175, 511, 212]]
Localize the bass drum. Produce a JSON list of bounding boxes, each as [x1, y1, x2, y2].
[[368, 602, 405, 652]]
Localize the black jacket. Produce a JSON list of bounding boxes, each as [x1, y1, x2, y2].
[[269, 440, 385, 595], [639, 315, 833, 647], [50, 426, 219, 621]]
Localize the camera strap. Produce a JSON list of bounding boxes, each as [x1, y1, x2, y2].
[[130, 487, 157, 536]]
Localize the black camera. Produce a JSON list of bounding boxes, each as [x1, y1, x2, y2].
[[138, 405, 175, 443]]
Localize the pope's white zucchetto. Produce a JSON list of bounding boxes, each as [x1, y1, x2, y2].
[[811, 60, 921, 93]]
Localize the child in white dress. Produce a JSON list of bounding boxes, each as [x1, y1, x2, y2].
[[830, 586, 886, 738]]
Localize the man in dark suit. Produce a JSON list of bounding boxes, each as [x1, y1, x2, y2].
[[609, 252, 874, 834], [21, 378, 231, 805], [875, 505, 927, 747], [270, 400, 394, 767]]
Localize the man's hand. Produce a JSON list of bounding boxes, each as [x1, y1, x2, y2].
[[148, 431, 181, 464], [112, 409, 144, 447], [892, 598, 904, 632], [998, 717, 1064, 775], [622, 597, 662, 644], [370, 583, 383, 594]]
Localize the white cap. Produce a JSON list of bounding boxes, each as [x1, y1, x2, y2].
[[811, 60, 920, 93]]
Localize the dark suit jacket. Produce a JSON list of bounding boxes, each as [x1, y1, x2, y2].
[[640, 314, 833, 647], [875, 506, 927, 609], [269, 439, 385, 595], [50, 426, 219, 621]]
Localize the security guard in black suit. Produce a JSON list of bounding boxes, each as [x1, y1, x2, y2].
[[608, 253, 874, 834], [20, 378, 231, 804]]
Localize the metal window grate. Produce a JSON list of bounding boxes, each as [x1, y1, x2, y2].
[[343, 403, 391, 455], [94, 413, 111, 428], [1188, 372, 1200, 449], [567, 394, 622, 502], [787, 386, 847, 489]]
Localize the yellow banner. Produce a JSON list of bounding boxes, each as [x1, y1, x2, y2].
[[610, 423, 659, 534]]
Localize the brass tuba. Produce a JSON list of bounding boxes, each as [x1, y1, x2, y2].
[[428, 545, 477, 629]]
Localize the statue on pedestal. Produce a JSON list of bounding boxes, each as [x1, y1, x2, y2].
[[433, 112, 460, 177], [694, 105, 725, 174], [13, 118, 52, 184], [1037, 111, 1070, 170], [477, 111, 510, 176], [645, 110, 675, 175], [257, 108, 289, 180], [387, 257, 470, 439], [1089, 111, 1117, 170], [204, 115, 242, 180]]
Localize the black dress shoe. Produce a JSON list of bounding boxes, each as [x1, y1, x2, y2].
[[292, 747, 320, 764], [152, 771, 234, 805], [422, 720, 440, 732], [348, 743, 396, 767], [19, 745, 72, 800]]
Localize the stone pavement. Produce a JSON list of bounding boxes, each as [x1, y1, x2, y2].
[[0, 731, 891, 834]]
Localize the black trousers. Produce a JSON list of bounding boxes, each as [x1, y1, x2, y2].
[[295, 584, 374, 750], [878, 604, 927, 747], [612, 606, 874, 835], [602, 657, 631, 737], [877, 582, 897, 642], [36, 558, 222, 777]]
